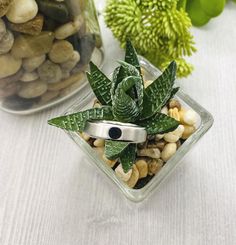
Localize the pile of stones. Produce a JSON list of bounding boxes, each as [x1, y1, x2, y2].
[[0, 0, 102, 111], [81, 93, 197, 189]]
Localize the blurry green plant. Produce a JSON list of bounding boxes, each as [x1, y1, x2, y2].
[[104, 0, 196, 78], [186, 0, 226, 27]]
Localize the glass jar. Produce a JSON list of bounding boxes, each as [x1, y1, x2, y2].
[[0, 0, 104, 114], [62, 57, 214, 202]]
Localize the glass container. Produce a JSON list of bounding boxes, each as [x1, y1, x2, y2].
[[0, 0, 104, 114], [63, 56, 214, 202]]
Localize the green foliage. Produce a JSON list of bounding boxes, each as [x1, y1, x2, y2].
[[48, 107, 114, 132], [138, 113, 180, 135], [87, 62, 112, 106], [186, 0, 225, 27], [48, 41, 179, 173], [120, 144, 137, 173], [141, 61, 176, 119], [105, 0, 196, 78], [199, 0, 225, 17], [105, 141, 130, 160], [186, 0, 211, 27]]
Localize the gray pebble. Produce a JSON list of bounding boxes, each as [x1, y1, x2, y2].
[[38, 60, 62, 83], [0, 18, 6, 40], [60, 51, 80, 72], [0, 30, 14, 55], [17, 80, 48, 98], [22, 54, 46, 72], [20, 71, 39, 82]]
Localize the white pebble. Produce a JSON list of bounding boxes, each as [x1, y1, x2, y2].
[[164, 125, 185, 143], [182, 109, 197, 126], [161, 143, 177, 162], [81, 132, 90, 141], [6, 0, 38, 24], [164, 133, 179, 143], [173, 125, 185, 137], [115, 164, 132, 182], [161, 106, 168, 115], [93, 139, 105, 147]]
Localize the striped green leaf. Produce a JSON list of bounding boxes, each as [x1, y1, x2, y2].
[[112, 76, 141, 122], [87, 62, 112, 105], [125, 40, 141, 73], [105, 141, 130, 160], [141, 61, 177, 119], [120, 144, 137, 173], [138, 113, 179, 135], [48, 107, 114, 132]]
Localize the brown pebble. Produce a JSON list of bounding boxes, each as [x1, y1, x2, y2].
[[48, 40, 74, 64], [148, 159, 163, 176], [176, 140, 181, 149], [168, 98, 181, 110], [155, 139, 166, 151], [8, 14, 44, 35], [135, 159, 148, 179], [181, 125, 196, 139], [126, 164, 139, 188], [0, 0, 14, 17]]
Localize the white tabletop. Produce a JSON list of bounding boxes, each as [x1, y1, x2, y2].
[[1, 2, 236, 245]]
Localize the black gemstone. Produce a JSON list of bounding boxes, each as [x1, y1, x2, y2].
[[108, 127, 122, 139]]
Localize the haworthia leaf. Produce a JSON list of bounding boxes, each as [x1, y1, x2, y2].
[[105, 140, 130, 160], [164, 87, 180, 106], [141, 61, 177, 119], [111, 66, 122, 97], [125, 40, 141, 73], [118, 61, 140, 77], [111, 61, 140, 97], [112, 76, 141, 122], [87, 62, 112, 105], [48, 107, 114, 132], [138, 113, 179, 135], [133, 75, 144, 110], [120, 144, 137, 173]]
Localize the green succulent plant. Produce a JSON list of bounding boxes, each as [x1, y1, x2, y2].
[[105, 0, 196, 78], [48, 41, 179, 173]]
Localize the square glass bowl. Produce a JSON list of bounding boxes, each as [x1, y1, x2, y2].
[[63, 57, 214, 202]]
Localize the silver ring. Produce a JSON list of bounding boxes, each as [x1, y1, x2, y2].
[[84, 120, 147, 143]]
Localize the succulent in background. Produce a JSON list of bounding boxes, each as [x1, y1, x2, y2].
[[104, 0, 196, 78], [48, 41, 179, 173], [186, 0, 225, 27]]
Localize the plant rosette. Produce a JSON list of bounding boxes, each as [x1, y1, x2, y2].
[[48, 41, 213, 202]]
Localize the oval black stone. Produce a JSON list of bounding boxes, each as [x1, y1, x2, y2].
[[108, 127, 122, 140]]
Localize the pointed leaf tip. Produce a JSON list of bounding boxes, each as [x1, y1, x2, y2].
[[87, 61, 112, 105]]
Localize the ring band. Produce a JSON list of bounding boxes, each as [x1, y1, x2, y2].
[[84, 120, 147, 143]]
